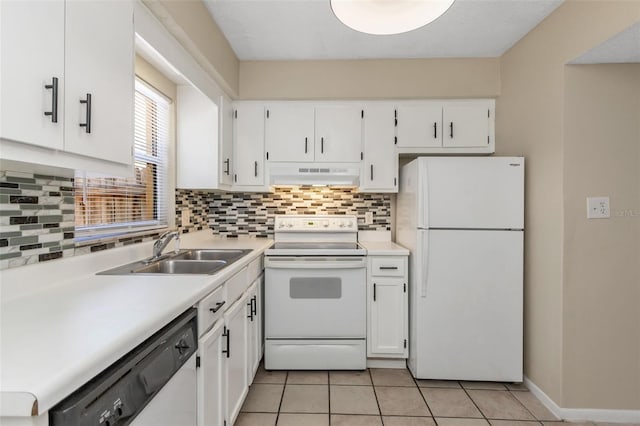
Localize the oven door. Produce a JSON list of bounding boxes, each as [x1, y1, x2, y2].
[[265, 256, 366, 338]]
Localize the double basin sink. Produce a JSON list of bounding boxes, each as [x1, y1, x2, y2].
[[98, 249, 252, 275]]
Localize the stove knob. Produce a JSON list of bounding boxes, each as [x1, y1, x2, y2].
[[347, 221, 353, 228], [323, 222, 329, 228], [287, 223, 293, 228], [339, 221, 345, 228], [278, 222, 285, 228]]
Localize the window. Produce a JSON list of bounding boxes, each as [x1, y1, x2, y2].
[[75, 79, 171, 238]]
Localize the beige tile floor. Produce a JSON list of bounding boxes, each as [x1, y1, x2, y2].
[[236, 365, 636, 426]]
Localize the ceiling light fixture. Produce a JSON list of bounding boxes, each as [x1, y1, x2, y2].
[[330, 0, 455, 35]]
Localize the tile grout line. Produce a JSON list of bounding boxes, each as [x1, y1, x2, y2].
[[412, 371, 436, 424], [460, 383, 492, 425], [369, 368, 385, 425], [327, 371, 331, 426], [274, 369, 288, 425]]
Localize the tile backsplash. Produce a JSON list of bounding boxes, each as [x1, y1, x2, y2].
[[205, 186, 392, 237], [0, 171, 75, 269]]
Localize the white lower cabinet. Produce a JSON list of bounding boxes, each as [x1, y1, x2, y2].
[[367, 256, 409, 358], [224, 293, 250, 426], [246, 275, 263, 384], [197, 320, 226, 426]]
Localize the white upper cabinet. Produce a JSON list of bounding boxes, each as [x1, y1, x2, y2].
[[396, 104, 442, 149], [219, 95, 235, 186], [63, 0, 133, 165], [396, 99, 495, 154], [314, 106, 362, 162], [233, 104, 266, 188], [0, 0, 134, 173], [361, 105, 397, 193], [0, 0, 65, 150], [177, 85, 232, 190], [442, 101, 493, 148], [265, 105, 314, 162]]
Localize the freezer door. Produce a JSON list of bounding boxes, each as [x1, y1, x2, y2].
[[410, 229, 523, 382], [418, 157, 524, 230]]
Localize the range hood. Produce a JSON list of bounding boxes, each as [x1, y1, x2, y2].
[[268, 163, 361, 186]]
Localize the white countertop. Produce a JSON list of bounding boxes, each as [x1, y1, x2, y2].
[[359, 240, 409, 256], [0, 231, 273, 417]]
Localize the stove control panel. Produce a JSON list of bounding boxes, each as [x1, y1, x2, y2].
[[275, 215, 358, 232]]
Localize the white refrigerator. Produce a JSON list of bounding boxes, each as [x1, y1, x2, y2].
[[397, 157, 524, 382]]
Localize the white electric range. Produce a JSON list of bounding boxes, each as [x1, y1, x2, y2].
[[264, 215, 367, 370]]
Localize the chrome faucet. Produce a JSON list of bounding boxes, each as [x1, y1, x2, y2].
[[151, 230, 180, 261]]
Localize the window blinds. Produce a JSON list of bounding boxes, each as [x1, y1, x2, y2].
[[75, 79, 170, 234]]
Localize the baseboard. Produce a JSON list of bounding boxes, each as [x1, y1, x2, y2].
[[524, 376, 640, 423], [366, 358, 406, 369]]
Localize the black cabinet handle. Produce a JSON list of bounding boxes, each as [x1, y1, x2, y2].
[[247, 300, 254, 321], [321, 137, 324, 154], [373, 283, 376, 301], [209, 301, 226, 313], [251, 296, 257, 316], [379, 266, 398, 270], [304, 137, 308, 153], [79, 93, 92, 133], [254, 161, 258, 177], [449, 122, 453, 138], [433, 122, 437, 139], [44, 77, 58, 123], [224, 158, 230, 175], [370, 164, 374, 181], [222, 327, 230, 358]]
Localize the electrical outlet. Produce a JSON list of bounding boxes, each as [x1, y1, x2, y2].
[[181, 208, 191, 227], [365, 211, 374, 225], [586, 196, 610, 219]]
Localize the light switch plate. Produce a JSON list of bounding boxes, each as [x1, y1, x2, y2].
[[586, 196, 610, 219], [181, 208, 191, 227]]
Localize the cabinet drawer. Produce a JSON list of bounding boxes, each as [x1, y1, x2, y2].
[[247, 255, 263, 283], [226, 267, 248, 305], [198, 285, 227, 337], [370, 258, 405, 277]]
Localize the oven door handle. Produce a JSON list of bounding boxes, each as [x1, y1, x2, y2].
[[264, 257, 366, 269]]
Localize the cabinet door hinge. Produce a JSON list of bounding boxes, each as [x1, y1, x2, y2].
[[394, 136, 397, 145], [266, 109, 270, 119], [403, 283, 406, 293], [404, 339, 407, 348], [196, 355, 201, 368], [360, 152, 363, 160], [361, 110, 364, 119]]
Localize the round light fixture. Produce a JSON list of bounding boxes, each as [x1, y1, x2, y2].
[[330, 0, 455, 35]]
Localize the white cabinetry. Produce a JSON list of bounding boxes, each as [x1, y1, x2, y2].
[[396, 100, 495, 154], [0, 0, 134, 172], [314, 106, 362, 162], [219, 95, 234, 187], [368, 256, 408, 358], [197, 320, 225, 426], [233, 104, 266, 189], [361, 105, 397, 192], [177, 85, 233, 190], [265, 105, 314, 162], [224, 293, 249, 426], [246, 275, 263, 383], [0, 0, 64, 151], [262, 103, 363, 163]]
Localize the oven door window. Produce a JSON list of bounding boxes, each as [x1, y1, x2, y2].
[[290, 277, 342, 299]]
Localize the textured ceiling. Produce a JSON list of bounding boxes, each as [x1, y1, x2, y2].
[[203, 0, 564, 60]]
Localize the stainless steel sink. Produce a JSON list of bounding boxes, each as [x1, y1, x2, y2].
[[171, 249, 251, 262], [97, 248, 251, 275], [133, 259, 227, 274]]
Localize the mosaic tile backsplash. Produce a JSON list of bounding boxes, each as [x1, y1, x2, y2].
[[0, 171, 76, 269], [206, 186, 392, 237]]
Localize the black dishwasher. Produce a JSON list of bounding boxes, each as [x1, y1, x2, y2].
[[49, 308, 197, 426]]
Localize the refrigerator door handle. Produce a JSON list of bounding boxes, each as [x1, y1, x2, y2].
[[419, 230, 429, 298]]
